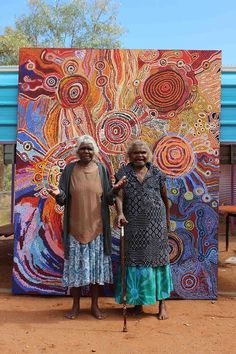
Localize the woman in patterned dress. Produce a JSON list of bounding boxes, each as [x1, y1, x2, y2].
[[48, 135, 126, 319], [115, 140, 173, 319]]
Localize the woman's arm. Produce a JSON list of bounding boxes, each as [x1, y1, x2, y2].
[[104, 166, 127, 205], [161, 184, 170, 231], [115, 190, 128, 227]]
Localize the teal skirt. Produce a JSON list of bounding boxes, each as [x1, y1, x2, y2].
[[115, 265, 173, 305]]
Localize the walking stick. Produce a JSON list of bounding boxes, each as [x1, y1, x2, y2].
[[120, 225, 128, 332]]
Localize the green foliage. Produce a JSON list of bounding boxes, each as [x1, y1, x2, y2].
[[0, 146, 12, 225], [0, 0, 125, 65], [0, 193, 11, 226], [0, 146, 13, 192], [3, 164, 12, 192], [0, 27, 31, 65]]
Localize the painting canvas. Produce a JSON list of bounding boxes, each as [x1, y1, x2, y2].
[[13, 48, 221, 298]]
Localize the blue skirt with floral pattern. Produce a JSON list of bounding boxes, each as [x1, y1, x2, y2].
[[63, 234, 113, 288]]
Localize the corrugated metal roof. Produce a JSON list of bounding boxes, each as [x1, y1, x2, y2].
[[0, 65, 236, 143]]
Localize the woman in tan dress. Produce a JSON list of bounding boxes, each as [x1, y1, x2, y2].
[[48, 135, 126, 319]]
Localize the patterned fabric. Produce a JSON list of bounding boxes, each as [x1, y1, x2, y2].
[[116, 163, 170, 267], [115, 265, 173, 304], [63, 234, 113, 288]]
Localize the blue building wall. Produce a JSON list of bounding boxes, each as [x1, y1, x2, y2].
[[221, 68, 236, 143], [0, 66, 18, 142], [0, 66, 236, 143]]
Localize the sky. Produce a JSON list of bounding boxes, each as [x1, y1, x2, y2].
[[0, 0, 235, 66]]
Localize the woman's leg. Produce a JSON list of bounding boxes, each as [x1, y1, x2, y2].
[[157, 300, 168, 320], [133, 305, 144, 315], [91, 284, 106, 319], [66, 287, 81, 319]]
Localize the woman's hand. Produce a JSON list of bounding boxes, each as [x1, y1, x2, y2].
[[113, 176, 128, 191], [166, 219, 170, 233], [47, 185, 60, 197], [116, 213, 128, 228]]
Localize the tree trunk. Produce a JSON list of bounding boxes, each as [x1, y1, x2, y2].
[[0, 146, 4, 190]]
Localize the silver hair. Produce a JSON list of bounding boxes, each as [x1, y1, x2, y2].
[[127, 139, 153, 162], [75, 135, 99, 156]]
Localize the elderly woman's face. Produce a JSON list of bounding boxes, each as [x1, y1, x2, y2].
[[129, 145, 148, 167], [77, 142, 95, 163]]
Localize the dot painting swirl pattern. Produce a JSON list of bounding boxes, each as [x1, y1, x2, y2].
[[14, 48, 221, 299]]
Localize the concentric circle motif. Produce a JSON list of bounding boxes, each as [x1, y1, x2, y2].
[[95, 61, 105, 71], [194, 186, 204, 196], [181, 273, 198, 291], [184, 220, 194, 231], [96, 111, 141, 154], [159, 58, 167, 66], [63, 60, 79, 75], [33, 173, 43, 183], [21, 83, 30, 91], [26, 60, 35, 70], [171, 187, 179, 195], [33, 139, 78, 199], [203, 61, 210, 70], [96, 75, 108, 87], [43, 75, 60, 91], [42, 51, 55, 63], [142, 69, 190, 115], [135, 96, 143, 104], [23, 141, 33, 151], [57, 75, 89, 108], [168, 232, 183, 264], [153, 136, 195, 177]]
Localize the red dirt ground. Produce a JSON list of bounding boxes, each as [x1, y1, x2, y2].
[[0, 234, 236, 354]]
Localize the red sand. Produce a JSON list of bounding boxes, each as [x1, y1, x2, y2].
[[0, 236, 235, 354]]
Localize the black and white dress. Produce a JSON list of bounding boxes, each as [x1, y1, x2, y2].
[[115, 162, 173, 304], [116, 162, 170, 267]]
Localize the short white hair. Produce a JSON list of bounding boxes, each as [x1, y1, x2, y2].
[[127, 139, 153, 162], [76, 135, 99, 155]]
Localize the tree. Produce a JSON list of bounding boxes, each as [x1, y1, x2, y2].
[[0, 0, 125, 65], [0, 27, 31, 65]]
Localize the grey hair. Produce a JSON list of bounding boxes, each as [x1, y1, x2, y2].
[[127, 139, 153, 162], [76, 135, 99, 156]]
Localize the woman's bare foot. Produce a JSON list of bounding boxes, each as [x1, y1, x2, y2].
[[65, 303, 80, 320], [157, 300, 168, 320], [91, 304, 107, 320], [65, 288, 80, 320]]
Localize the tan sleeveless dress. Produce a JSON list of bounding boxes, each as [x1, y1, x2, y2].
[[69, 163, 103, 243]]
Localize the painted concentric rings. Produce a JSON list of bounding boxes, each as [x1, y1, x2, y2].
[[96, 110, 141, 154], [181, 273, 198, 291], [63, 60, 79, 75], [96, 75, 108, 87], [43, 74, 60, 92], [153, 136, 195, 177], [143, 69, 187, 113], [57, 75, 89, 108], [168, 232, 183, 264]]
